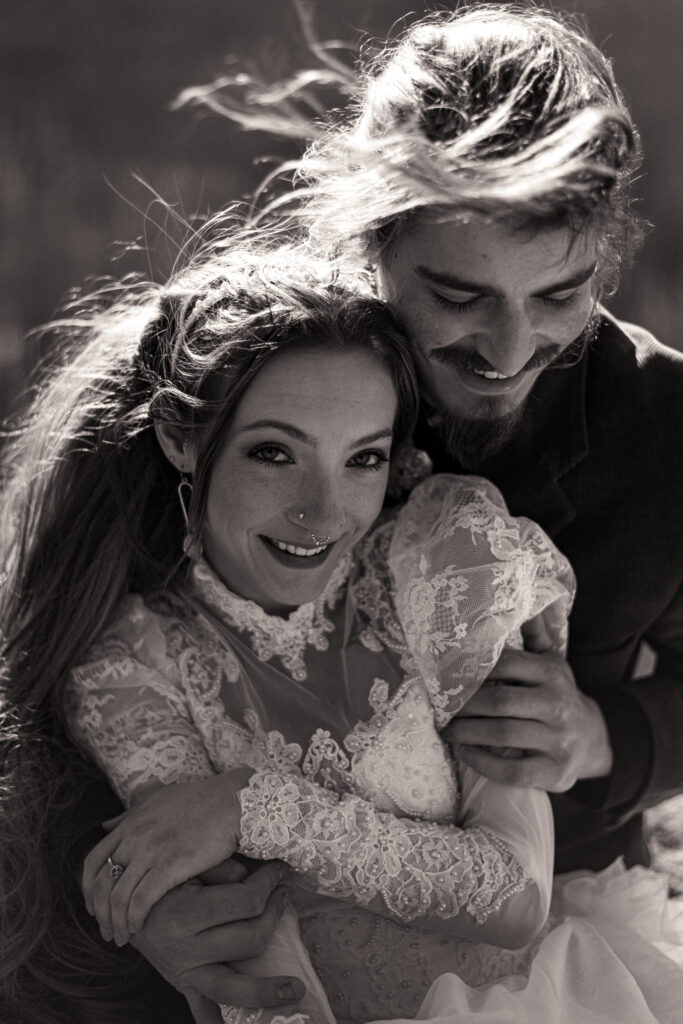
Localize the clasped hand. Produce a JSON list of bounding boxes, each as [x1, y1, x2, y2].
[[443, 610, 614, 792], [82, 766, 253, 946]]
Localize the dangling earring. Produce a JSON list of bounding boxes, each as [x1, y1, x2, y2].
[[177, 473, 200, 559]]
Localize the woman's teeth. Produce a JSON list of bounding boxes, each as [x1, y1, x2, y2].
[[472, 368, 512, 379], [269, 538, 329, 557]]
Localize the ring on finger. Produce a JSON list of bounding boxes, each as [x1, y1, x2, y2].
[[107, 855, 125, 883]]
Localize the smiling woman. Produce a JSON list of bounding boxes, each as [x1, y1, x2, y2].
[[0, 227, 419, 1023], [156, 346, 398, 614]]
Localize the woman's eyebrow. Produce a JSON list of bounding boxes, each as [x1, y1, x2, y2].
[[236, 420, 394, 447]]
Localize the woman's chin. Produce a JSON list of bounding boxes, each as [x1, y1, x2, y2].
[[253, 539, 346, 614]]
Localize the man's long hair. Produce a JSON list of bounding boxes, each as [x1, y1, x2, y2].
[[181, 3, 644, 297]]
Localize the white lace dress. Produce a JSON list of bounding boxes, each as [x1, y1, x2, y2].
[[65, 475, 683, 1024]]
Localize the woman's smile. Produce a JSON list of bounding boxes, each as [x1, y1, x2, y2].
[[201, 345, 398, 614], [260, 534, 334, 568]]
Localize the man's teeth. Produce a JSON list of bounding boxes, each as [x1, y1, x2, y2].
[[473, 368, 512, 379], [270, 538, 329, 557]]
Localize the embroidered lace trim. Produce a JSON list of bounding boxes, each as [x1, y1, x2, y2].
[[351, 521, 409, 656], [191, 555, 352, 681], [239, 769, 528, 924]]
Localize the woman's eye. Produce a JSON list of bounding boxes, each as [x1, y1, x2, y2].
[[431, 292, 479, 313], [248, 445, 292, 465], [348, 450, 390, 471]]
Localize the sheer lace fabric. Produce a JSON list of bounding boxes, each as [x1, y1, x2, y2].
[[66, 475, 579, 1021]]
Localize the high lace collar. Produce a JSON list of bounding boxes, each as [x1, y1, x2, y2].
[[189, 555, 353, 681]]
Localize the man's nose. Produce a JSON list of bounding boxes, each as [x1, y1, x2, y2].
[[479, 307, 536, 377]]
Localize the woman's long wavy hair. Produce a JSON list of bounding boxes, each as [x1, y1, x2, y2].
[[0, 226, 419, 1023], [180, 2, 644, 297]]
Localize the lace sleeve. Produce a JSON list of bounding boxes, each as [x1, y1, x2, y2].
[[238, 768, 528, 927], [388, 473, 576, 726], [65, 603, 215, 805]]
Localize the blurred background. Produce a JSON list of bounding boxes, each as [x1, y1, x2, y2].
[[1, 0, 681, 422]]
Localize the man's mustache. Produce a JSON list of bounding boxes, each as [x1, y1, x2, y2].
[[429, 343, 563, 375]]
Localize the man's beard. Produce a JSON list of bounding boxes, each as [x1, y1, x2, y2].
[[425, 315, 599, 470], [427, 401, 525, 470]]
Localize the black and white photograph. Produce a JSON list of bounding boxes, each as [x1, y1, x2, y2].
[[1, 3, 682, 1022]]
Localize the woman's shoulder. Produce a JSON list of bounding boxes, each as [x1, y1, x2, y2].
[[72, 587, 190, 681], [403, 471, 509, 515]]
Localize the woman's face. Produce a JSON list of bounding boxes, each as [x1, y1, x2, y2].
[[202, 345, 398, 614]]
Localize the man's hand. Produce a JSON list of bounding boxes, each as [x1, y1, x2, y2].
[[129, 860, 305, 1024], [443, 615, 613, 792]]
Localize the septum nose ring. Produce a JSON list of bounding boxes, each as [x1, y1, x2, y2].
[[310, 532, 331, 546], [296, 512, 333, 546]]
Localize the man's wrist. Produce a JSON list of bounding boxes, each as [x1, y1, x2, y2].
[[571, 687, 654, 813], [580, 695, 613, 781]]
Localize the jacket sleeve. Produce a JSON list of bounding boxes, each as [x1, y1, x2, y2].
[[575, 580, 683, 816]]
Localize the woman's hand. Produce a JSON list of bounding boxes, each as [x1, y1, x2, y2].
[[82, 767, 253, 946]]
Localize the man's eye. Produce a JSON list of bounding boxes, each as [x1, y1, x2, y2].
[[431, 292, 479, 312], [248, 445, 292, 465], [540, 291, 579, 309]]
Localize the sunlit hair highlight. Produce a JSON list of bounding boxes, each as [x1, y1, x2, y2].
[[298, 4, 642, 295], [181, 4, 643, 297]]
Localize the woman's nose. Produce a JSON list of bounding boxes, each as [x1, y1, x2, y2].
[[291, 478, 346, 538]]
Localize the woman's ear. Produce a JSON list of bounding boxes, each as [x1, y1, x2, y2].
[[154, 423, 198, 473]]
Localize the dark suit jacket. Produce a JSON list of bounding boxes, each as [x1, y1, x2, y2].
[[415, 313, 683, 872]]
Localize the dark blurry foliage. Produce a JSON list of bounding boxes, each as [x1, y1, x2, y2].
[[1, 0, 681, 420]]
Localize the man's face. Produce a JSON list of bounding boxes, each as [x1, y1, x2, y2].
[[378, 217, 598, 424]]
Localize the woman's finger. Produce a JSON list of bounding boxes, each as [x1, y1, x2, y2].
[[82, 831, 124, 915], [91, 858, 119, 942], [109, 858, 154, 946]]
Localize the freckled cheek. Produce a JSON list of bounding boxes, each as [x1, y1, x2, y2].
[[206, 471, 273, 540], [347, 478, 390, 538]]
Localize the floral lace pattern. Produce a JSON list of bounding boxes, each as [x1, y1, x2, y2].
[[239, 769, 527, 924], [389, 475, 575, 723], [191, 556, 351, 682], [345, 678, 459, 820], [351, 523, 409, 656]]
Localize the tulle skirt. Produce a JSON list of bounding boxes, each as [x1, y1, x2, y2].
[[378, 860, 683, 1024]]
